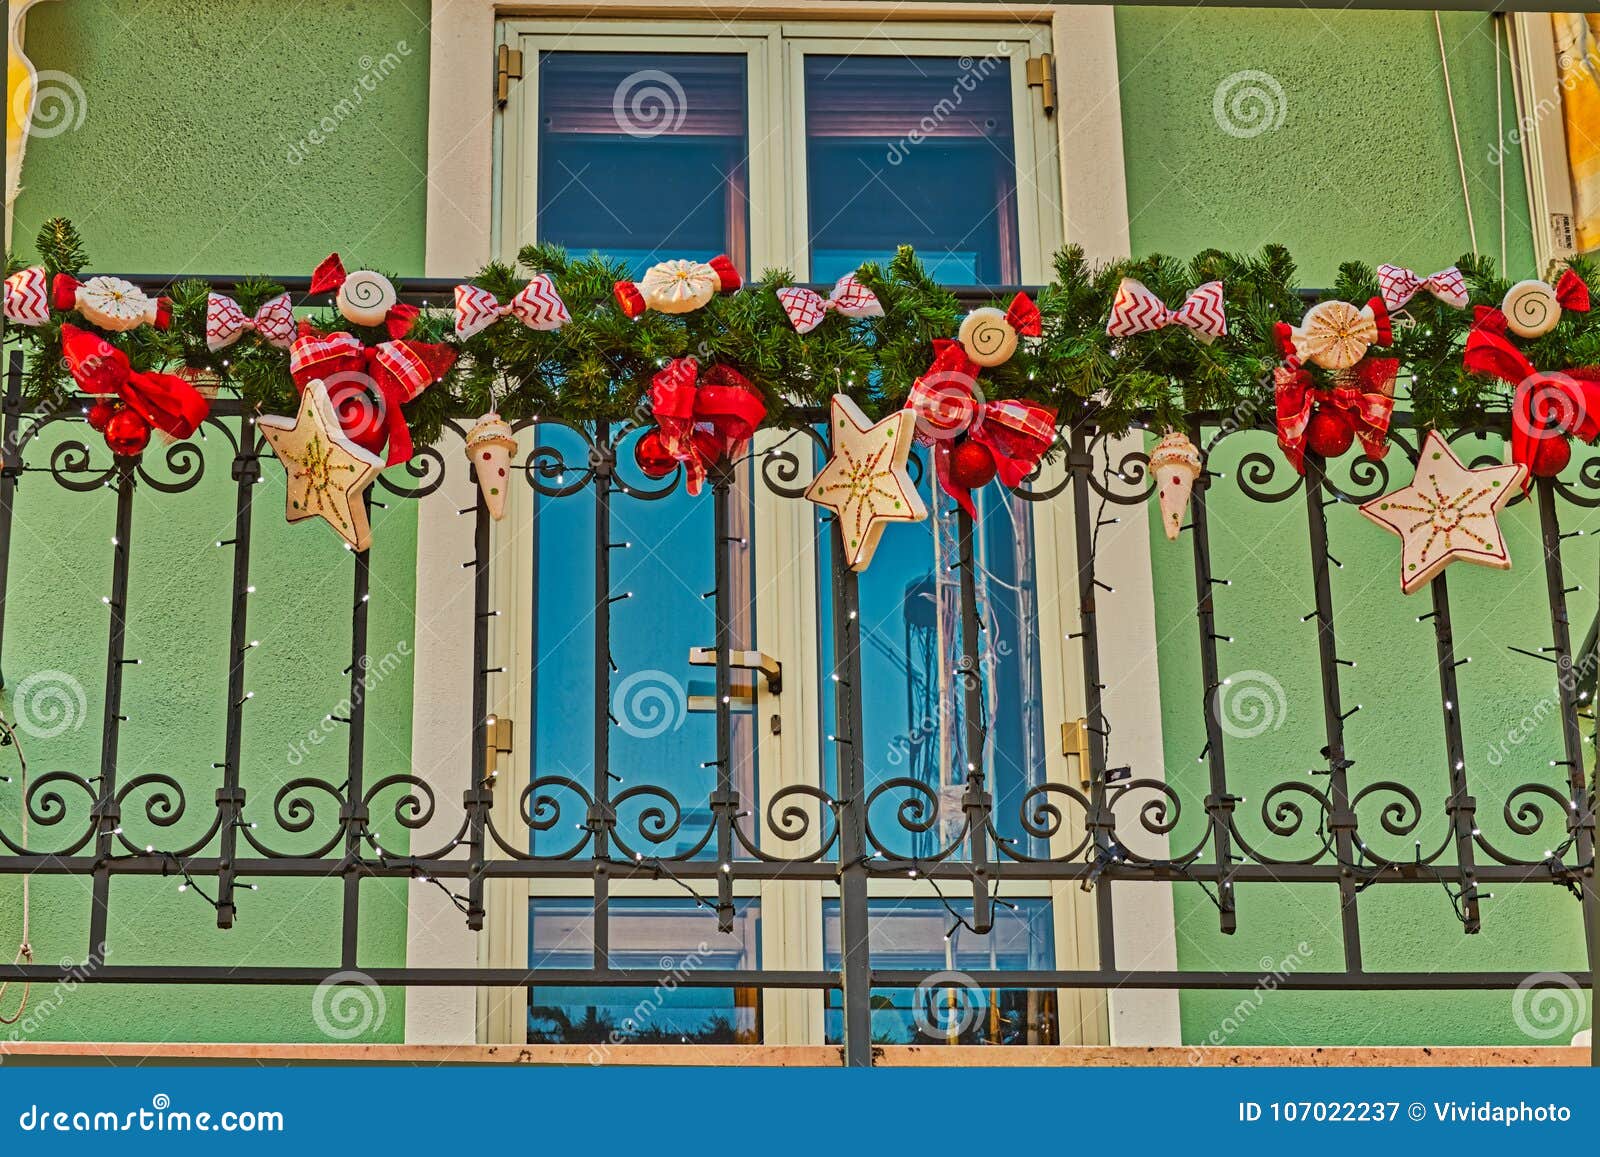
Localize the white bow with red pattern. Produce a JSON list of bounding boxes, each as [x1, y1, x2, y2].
[[1376, 263, 1468, 312], [454, 277, 571, 340], [206, 292, 296, 351], [3, 267, 50, 326], [1106, 278, 1227, 344], [774, 274, 884, 334]]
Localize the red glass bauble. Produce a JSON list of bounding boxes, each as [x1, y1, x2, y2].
[[634, 429, 676, 478], [103, 408, 151, 457], [1527, 434, 1571, 478], [323, 380, 388, 456], [86, 399, 119, 432], [947, 439, 997, 489], [1305, 407, 1355, 459]]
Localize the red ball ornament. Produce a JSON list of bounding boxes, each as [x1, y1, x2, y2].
[[947, 439, 997, 489], [103, 408, 151, 457], [86, 399, 119, 432], [1527, 434, 1571, 478], [634, 429, 676, 478], [1304, 407, 1355, 459], [324, 380, 388, 457]]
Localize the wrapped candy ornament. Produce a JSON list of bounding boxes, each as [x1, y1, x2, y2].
[[1499, 269, 1589, 339], [309, 252, 419, 338], [1277, 297, 1390, 370], [53, 274, 170, 332], [615, 255, 740, 318], [1149, 430, 1202, 541], [465, 412, 518, 520], [1274, 296, 1398, 473], [957, 292, 1041, 367]]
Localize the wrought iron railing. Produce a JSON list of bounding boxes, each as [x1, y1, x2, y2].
[[0, 279, 1594, 1066]]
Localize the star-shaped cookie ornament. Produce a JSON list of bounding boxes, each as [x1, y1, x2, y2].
[[1359, 431, 1526, 595], [806, 394, 927, 572], [259, 380, 384, 552]]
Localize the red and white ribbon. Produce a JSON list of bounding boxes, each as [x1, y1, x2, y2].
[[1376, 264, 1468, 312], [1106, 278, 1226, 343], [3, 267, 50, 326], [453, 276, 570, 339], [774, 274, 883, 333], [207, 291, 295, 351]]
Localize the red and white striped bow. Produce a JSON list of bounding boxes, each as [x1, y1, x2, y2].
[[1376, 264, 1468, 312], [453, 276, 570, 339], [774, 274, 884, 334], [1106, 278, 1226, 343], [206, 291, 295, 351], [3, 267, 50, 326]]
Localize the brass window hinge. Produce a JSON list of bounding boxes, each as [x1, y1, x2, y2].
[[1025, 53, 1056, 116], [1061, 717, 1090, 787], [496, 43, 524, 109], [483, 714, 514, 779]]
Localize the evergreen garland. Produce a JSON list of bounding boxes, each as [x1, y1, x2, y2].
[[9, 217, 1600, 452]]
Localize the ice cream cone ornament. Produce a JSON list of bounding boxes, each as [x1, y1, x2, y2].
[[1149, 430, 1202, 541], [466, 411, 518, 520]]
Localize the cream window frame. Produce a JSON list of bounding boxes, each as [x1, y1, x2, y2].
[[416, 2, 1178, 1051]]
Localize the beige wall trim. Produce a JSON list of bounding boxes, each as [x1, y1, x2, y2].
[[1, 1041, 1585, 1067], [1052, 7, 1132, 263]]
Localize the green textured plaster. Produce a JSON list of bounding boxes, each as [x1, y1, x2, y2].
[[2, 0, 432, 1045], [1118, 7, 1591, 1045]]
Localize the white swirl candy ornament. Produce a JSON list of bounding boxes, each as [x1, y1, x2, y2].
[[957, 307, 1018, 367], [1501, 279, 1562, 339], [75, 276, 163, 332], [639, 259, 719, 314], [337, 269, 399, 327]]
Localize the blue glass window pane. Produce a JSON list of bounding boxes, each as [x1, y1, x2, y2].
[[530, 426, 759, 860], [804, 55, 1019, 284], [538, 52, 750, 275], [821, 899, 1057, 1045], [817, 445, 1048, 860], [530, 898, 760, 1044]]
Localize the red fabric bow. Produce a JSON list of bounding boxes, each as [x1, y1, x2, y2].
[[648, 358, 767, 496], [1005, 292, 1042, 337], [1464, 306, 1600, 486], [288, 321, 455, 465], [904, 339, 1057, 516], [60, 324, 209, 442], [1274, 362, 1397, 474]]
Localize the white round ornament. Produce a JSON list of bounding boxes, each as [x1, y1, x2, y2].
[[337, 269, 398, 327], [1297, 300, 1373, 370], [76, 276, 159, 332], [638, 259, 718, 314], [1501, 280, 1561, 339], [958, 307, 1018, 366]]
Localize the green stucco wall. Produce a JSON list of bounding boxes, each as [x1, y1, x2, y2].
[[2, 0, 431, 1044], [1119, 7, 1592, 1045]]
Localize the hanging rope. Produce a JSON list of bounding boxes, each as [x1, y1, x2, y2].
[[1495, 13, 1508, 272], [1436, 11, 1481, 255], [0, 710, 32, 1026]]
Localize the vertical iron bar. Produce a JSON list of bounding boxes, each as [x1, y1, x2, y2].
[[464, 486, 492, 931], [1303, 455, 1363, 971], [1068, 429, 1116, 973], [1533, 479, 1597, 1068], [591, 423, 613, 971], [88, 458, 137, 958], [954, 506, 993, 932], [340, 492, 372, 969], [214, 420, 260, 929], [0, 352, 23, 690], [711, 466, 736, 933], [1186, 420, 1237, 934], [1426, 573, 1480, 932], [830, 518, 872, 1067]]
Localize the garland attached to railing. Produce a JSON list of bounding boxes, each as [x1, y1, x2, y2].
[[7, 218, 1600, 588]]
